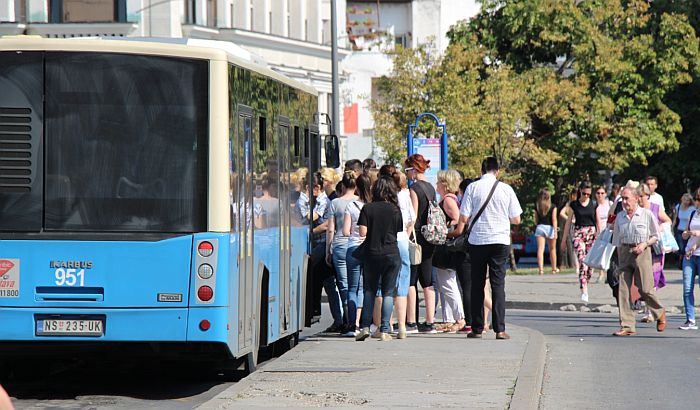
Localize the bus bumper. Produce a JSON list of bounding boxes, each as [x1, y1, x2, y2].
[[0, 307, 230, 343]]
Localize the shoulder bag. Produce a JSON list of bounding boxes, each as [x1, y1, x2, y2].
[[408, 226, 422, 265], [445, 180, 499, 253]]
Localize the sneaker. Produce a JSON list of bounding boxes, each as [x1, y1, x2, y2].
[[341, 325, 357, 337], [379, 332, 392, 341], [405, 322, 419, 334], [369, 323, 378, 336], [397, 329, 407, 339], [456, 325, 472, 334], [324, 323, 343, 333], [418, 322, 438, 334], [355, 327, 370, 341], [679, 321, 698, 330], [581, 293, 589, 303]]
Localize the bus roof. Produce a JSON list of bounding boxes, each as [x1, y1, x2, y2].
[[0, 36, 318, 96]]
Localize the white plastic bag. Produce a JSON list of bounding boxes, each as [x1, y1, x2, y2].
[[584, 228, 616, 270]]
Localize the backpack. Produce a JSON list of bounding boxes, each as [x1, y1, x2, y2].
[[413, 182, 448, 245]]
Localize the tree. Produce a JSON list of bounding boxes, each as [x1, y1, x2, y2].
[[448, 0, 700, 195]]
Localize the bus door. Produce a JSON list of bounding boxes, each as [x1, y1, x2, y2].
[[237, 105, 255, 350], [278, 118, 291, 334]]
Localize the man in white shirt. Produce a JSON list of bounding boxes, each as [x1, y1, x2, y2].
[[645, 175, 665, 213], [458, 157, 522, 340]]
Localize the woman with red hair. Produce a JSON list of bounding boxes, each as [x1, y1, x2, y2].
[[404, 154, 438, 333]]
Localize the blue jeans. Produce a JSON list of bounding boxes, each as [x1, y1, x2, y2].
[[346, 243, 364, 327], [332, 239, 349, 307], [312, 242, 342, 326], [360, 253, 401, 332], [397, 238, 410, 297], [682, 255, 700, 322]]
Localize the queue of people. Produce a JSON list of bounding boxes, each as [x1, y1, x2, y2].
[[308, 154, 522, 341]]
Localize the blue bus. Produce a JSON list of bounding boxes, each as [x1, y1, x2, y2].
[[0, 37, 329, 373]]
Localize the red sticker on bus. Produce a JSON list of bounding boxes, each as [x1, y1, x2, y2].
[[0, 260, 14, 276]]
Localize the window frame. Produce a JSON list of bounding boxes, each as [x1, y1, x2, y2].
[[50, 0, 127, 24]]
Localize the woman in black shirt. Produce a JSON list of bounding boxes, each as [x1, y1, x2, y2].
[[561, 181, 598, 303], [355, 176, 404, 341]]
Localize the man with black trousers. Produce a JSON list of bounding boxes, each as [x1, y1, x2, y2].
[[458, 157, 522, 340]]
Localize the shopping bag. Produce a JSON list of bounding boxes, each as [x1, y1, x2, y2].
[[408, 227, 422, 265], [583, 228, 616, 270], [659, 223, 679, 254]]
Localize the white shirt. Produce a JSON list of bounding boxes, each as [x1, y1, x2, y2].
[[650, 192, 665, 213], [396, 189, 415, 241], [686, 212, 700, 256], [460, 173, 522, 246]]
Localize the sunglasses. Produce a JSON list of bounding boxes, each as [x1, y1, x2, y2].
[[581, 192, 591, 197], [695, 197, 700, 201], [596, 191, 606, 195]]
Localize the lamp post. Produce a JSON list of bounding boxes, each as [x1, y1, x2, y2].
[[330, 0, 340, 137]]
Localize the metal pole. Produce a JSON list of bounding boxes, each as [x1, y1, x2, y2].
[[331, 0, 340, 136]]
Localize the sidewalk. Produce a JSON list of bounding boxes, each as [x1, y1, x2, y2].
[[199, 323, 545, 410], [506, 268, 686, 312]]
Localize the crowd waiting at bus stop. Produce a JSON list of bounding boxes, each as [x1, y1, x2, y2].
[[294, 154, 700, 340]]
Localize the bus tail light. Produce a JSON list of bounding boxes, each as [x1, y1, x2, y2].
[[198, 241, 214, 257], [197, 285, 213, 302], [197, 264, 213, 279]]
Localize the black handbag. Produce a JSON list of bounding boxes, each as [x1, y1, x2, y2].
[[351, 241, 367, 261], [445, 180, 499, 253]]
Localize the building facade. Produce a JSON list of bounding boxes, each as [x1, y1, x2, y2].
[[0, 0, 478, 163]]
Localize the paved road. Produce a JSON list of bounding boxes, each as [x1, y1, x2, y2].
[[509, 309, 700, 409]]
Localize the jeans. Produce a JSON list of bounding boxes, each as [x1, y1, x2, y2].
[[361, 252, 401, 332], [312, 242, 342, 326], [682, 256, 700, 323], [396, 238, 410, 297], [331, 239, 350, 306], [346, 243, 364, 326]]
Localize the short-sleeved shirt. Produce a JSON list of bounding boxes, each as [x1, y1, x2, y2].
[[358, 201, 403, 256], [686, 212, 700, 256], [650, 192, 665, 213], [328, 196, 356, 245], [570, 200, 597, 227], [676, 204, 698, 232], [460, 173, 522, 246], [613, 206, 659, 246], [345, 200, 365, 247], [596, 200, 611, 228]]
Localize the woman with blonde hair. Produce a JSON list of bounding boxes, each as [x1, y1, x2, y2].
[[534, 188, 558, 275], [320, 167, 341, 200], [433, 169, 466, 332]]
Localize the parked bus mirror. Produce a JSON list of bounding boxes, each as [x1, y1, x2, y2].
[[324, 135, 340, 168]]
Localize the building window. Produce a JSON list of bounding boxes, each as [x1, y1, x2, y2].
[[207, 0, 217, 27], [185, 0, 196, 24], [50, 0, 127, 23]]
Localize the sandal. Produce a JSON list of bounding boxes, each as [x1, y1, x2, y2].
[[538, 268, 544, 275], [552, 268, 560, 274], [445, 320, 465, 333]]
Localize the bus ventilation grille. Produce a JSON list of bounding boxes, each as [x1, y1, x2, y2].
[[0, 107, 32, 193]]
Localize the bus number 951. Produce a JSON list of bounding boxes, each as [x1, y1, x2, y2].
[[54, 268, 86, 286]]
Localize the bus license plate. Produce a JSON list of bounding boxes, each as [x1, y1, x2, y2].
[[36, 319, 103, 336]]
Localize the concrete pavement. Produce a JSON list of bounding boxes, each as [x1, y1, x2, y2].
[[506, 268, 687, 312], [199, 323, 545, 409]]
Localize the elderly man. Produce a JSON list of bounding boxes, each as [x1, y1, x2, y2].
[[612, 185, 667, 336]]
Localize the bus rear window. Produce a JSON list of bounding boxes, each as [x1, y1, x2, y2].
[[44, 53, 208, 233]]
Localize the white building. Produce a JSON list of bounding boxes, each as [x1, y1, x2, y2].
[[340, 0, 478, 161], [0, 0, 479, 162]]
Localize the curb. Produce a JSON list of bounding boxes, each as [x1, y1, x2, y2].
[[509, 326, 546, 410]]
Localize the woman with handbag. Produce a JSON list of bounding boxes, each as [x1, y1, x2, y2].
[[355, 176, 404, 342], [433, 170, 466, 333], [405, 154, 438, 334], [342, 174, 372, 336]]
